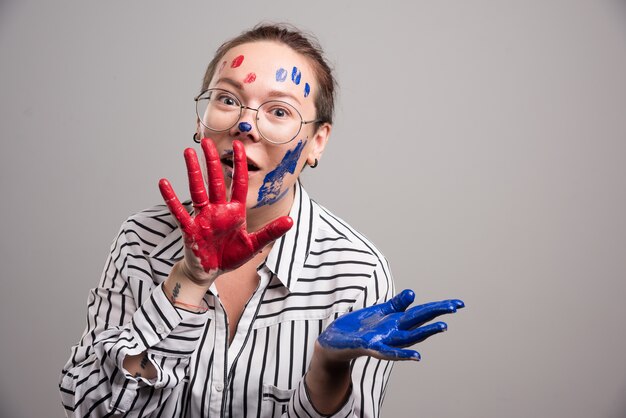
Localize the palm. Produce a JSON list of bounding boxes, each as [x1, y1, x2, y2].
[[160, 138, 293, 274], [181, 202, 247, 271], [318, 290, 464, 361]]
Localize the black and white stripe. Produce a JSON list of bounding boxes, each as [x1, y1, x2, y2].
[[60, 182, 395, 417]]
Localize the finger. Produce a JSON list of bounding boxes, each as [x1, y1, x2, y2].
[[248, 216, 294, 253], [183, 148, 208, 210], [201, 138, 226, 203], [369, 342, 421, 361], [230, 140, 248, 204], [380, 289, 415, 315], [387, 322, 447, 347], [398, 299, 464, 330], [159, 178, 193, 230]]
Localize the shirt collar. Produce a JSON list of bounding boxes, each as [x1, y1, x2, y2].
[[149, 181, 318, 293], [264, 181, 318, 291]]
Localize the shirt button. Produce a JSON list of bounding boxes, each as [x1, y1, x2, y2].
[[155, 324, 165, 334], [215, 383, 224, 392]]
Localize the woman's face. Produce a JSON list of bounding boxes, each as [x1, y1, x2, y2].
[[198, 41, 330, 213]]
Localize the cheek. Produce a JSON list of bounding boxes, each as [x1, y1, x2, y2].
[[252, 139, 308, 208]]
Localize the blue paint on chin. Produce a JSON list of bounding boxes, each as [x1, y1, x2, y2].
[[238, 121, 252, 132], [254, 139, 307, 208]]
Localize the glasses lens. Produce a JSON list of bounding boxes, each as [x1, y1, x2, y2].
[[196, 89, 241, 132], [257, 101, 303, 144]]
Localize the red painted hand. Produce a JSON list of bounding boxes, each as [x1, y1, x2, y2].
[[158, 138, 293, 283]]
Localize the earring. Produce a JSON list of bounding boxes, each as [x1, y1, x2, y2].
[[193, 133, 201, 143], [310, 158, 319, 168]]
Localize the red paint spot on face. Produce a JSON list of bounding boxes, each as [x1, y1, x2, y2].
[[231, 55, 244, 68], [243, 72, 257, 83], [218, 60, 226, 74]]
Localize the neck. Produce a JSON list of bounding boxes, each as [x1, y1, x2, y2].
[[246, 184, 295, 232]]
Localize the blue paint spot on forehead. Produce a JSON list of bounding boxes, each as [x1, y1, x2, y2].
[[304, 83, 311, 98], [276, 68, 288, 82], [291, 67, 302, 85]]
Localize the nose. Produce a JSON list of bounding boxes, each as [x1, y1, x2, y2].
[[229, 108, 260, 142], [238, 122, 252, 132]]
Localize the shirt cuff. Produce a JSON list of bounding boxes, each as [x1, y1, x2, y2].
[[290, 376, 354, 418], [131, 283, 208, 354]]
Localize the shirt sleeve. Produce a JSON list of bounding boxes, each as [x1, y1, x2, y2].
[[59, 220, 208, 417], [286, 256, 396, 418]]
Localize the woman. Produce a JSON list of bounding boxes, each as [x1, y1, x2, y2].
[[60, 24, 464, 417]]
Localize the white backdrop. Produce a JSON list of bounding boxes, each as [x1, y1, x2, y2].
[[1, 1, 626, 417]]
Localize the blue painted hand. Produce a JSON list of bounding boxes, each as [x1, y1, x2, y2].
[[317, 290, 465, 361]]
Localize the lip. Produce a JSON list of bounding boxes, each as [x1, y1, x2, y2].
[[220, 149, 262, 177]]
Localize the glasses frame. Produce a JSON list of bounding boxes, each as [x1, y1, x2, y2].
[[194, 88, 320, 145]]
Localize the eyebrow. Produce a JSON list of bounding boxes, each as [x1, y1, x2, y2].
[[214, 77, 303, 105], [215, 77, 243, 91]]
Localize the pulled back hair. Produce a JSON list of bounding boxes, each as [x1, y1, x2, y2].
[[201, 23, 336, 128]]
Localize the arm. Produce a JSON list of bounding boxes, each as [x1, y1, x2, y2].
[[305, 292, 464, 413], [60, 138, 292, 416], [292, 259, 464, 418], [59, 223, 209, 417], [282, 255, 395, 418]]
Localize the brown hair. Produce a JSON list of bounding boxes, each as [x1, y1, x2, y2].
[[200, 23, 336, 128]]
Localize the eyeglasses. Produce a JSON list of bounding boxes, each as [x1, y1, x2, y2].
[[194, 88, 319, 145]]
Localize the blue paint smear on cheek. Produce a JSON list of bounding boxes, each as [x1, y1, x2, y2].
[[276, 68, 288, 82], [255, 140, 306, 208]]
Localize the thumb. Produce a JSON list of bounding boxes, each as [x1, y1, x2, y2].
[[248, 216, 294, 252], [382, 289, 415, 314]]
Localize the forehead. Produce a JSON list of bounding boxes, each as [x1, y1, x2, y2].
[[209, 41, 317, 101]]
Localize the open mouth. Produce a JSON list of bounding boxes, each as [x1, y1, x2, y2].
[[220, 152, 260, 172]]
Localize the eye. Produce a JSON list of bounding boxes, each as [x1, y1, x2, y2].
[[217, 94, 238, 107], [271, 107, 288, 118], [263, 102, 294, 120]]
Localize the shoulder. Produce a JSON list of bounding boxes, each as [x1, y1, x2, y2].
[[116, 202, 188, 252], [108, 203, 189, 280], [306, 200, 395, 304], [311, 200, 388, 266]]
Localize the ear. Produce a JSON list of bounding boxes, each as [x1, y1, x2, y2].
[[196, 120, 204, 139], [306, 123, 331, 166]]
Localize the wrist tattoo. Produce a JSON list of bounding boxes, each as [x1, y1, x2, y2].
[[172, 282, 181, 301]]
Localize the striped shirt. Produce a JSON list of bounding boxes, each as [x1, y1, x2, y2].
[[60, 182, 395, 417]]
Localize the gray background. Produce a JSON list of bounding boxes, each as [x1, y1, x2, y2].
[[1, 1, 625, 417]]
